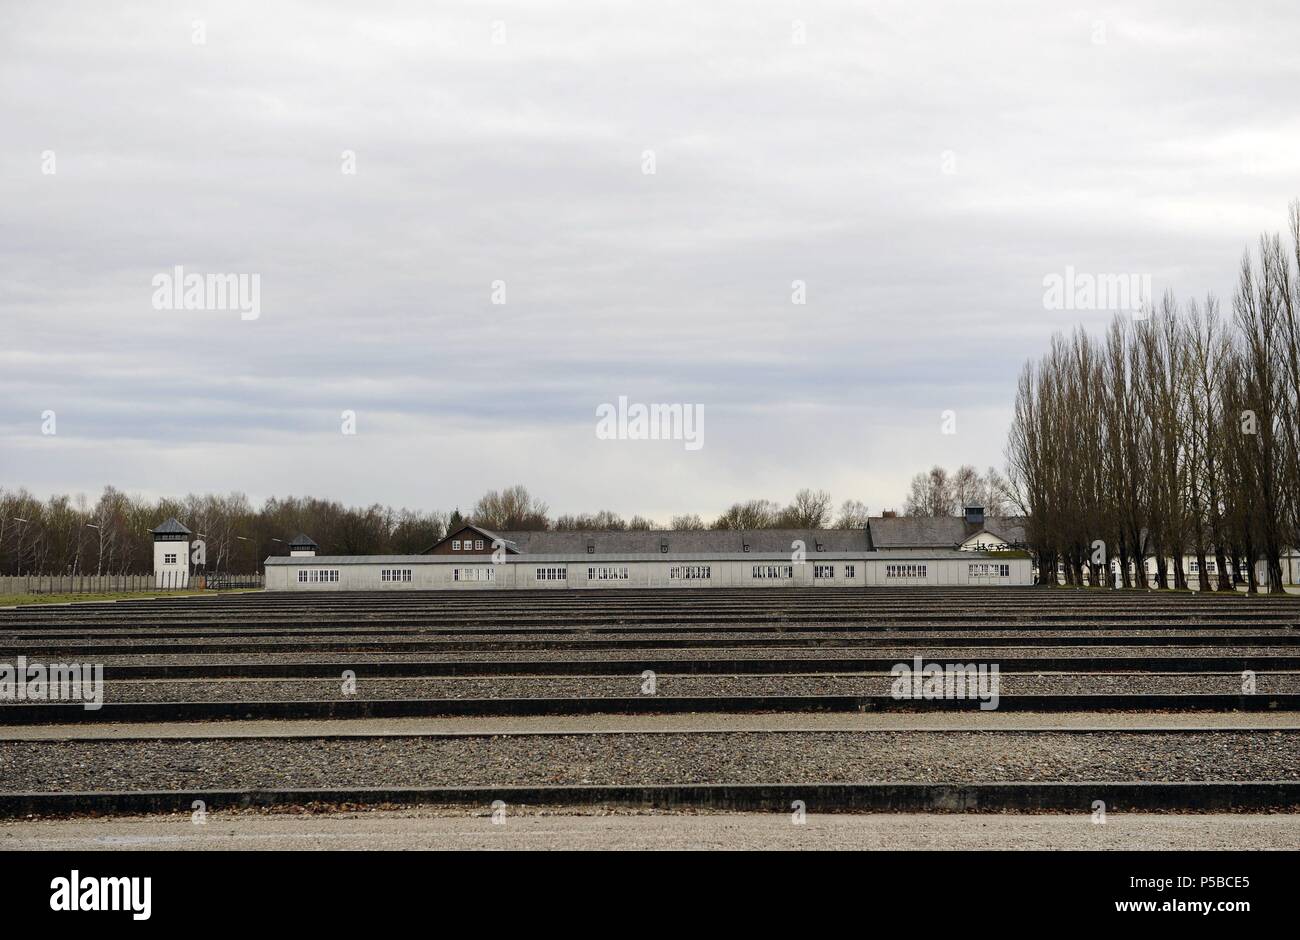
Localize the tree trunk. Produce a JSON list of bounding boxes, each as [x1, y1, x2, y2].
[[1267, 556, 1285, 595]]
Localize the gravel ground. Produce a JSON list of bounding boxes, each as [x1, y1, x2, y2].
[[6, 812, 1300, 850], [1, 730, 1295, 790], [13, 672, 1296, 703], [36, 646, 1300, 666]]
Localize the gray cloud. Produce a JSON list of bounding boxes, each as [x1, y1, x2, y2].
[[3, 0, 1299, 516]]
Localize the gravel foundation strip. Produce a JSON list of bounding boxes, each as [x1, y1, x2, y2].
[[55, 646, 1300, 666], [17, 673, 1298, 704], [1, 730, 1295, 792]]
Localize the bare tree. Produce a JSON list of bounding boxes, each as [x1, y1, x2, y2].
[[471, 485, 551, 530], [670, 513, 706, 530], [712, 500, 780, 530], [904, 467, 955, 517], [780, 489, 833, 528], [1233, 237, 1289, 591], [834, 500, 870, 528]]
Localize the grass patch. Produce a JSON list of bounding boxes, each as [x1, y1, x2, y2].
[[1043, 582, 1297, 596]]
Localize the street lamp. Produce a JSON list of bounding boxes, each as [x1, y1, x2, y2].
[[6, 518, 30, 576]]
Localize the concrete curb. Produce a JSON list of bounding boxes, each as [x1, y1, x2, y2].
[[90, 655, 1300, 678], [3, 614, 1292, 631], [3, 693, 1299, 723], [2, 781, 1298, 817]]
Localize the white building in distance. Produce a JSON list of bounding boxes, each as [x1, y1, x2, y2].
[[263, 508, 1033, 592], [151, 517, 191, 588]]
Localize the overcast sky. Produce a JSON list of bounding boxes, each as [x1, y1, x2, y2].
[[2, 1, 1298, 521]]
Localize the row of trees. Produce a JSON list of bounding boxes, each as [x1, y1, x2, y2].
[[468, 485, 874, 532], [0, 484, 883, 575], [1005, 202, 1300, 592], [0, 488, 448, 576]]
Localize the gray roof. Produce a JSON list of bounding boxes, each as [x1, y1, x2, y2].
[[289, 533, 318, 548], [488, 528, 870, 554], [150, 517, 191, 535], [867, 516, 1027, 550], [264, 547, 996, 566]]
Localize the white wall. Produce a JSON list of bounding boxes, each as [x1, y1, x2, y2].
[[153, 538, 190, 588], [266, 555, 1033, 591]]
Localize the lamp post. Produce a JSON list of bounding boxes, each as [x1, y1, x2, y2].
[[84, 524, 102, 579], [5, 518, 29, 576]]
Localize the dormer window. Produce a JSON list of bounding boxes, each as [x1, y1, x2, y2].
[[660, 540, 669, 554], [742, 543, 750, 552], [815, 541, 825, 552]]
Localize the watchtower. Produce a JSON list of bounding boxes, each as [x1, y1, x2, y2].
[[151, 518, 192, 588], [289, 534, 318, 557]]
